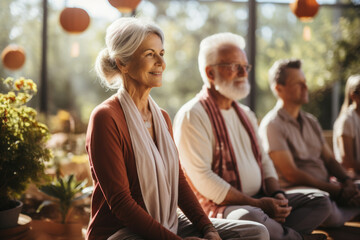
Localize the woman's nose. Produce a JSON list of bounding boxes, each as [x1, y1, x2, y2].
[[155, 54, 165, 67]]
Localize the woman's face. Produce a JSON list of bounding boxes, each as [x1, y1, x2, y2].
[[351, 85, 360, 105], [123, 33, 165, 89]]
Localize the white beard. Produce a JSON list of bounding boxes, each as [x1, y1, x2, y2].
[[214, 77, 251, 101]]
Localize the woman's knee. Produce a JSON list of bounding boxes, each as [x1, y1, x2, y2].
[[224, 220, 269, 240], [226, 206, 268, 224]]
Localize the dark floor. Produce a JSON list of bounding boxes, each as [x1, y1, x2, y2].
[[313, 222, 360, 240]]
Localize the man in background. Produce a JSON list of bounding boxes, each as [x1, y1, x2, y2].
[[259, 58, 360, 227]]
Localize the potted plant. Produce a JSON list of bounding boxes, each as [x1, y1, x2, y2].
[[34, 174, 92, 238], [0, 77, 52, 229]]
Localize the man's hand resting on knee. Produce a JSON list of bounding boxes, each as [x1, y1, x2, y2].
[[255, 197, 292, 223]]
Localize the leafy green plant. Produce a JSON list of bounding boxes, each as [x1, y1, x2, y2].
[[38, 174, 92, 223], [0, 77, 52, 211]]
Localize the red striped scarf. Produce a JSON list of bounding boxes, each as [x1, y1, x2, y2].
[[191, 86, 264, 218]]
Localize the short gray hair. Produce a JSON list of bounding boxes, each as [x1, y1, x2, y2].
[[268, 59, 302, 97], [95, 17, 164, 88], [198, 32, 245, 87]]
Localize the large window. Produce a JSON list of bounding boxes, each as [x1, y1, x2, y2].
[[1, 0, 359, 130]]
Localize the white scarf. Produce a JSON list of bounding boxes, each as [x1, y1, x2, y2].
[[117, 87, 179, 233]]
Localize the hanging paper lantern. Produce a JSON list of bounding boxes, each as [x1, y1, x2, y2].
[[1, 45, 26, 70], [290, 0, 319, 22], [108, 0, 141, 13], [59, 7, 90, 34]]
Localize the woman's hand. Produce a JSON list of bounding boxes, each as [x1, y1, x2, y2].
[[202, 224, 222, 240], [204, 231, 222, 240]]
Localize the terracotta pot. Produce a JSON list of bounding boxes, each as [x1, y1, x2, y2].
[[0, 214, 32, 239], [31, 219, 83, 239], [0, 200, 23, 229]]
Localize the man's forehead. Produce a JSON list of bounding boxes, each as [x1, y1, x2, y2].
[[284, 68, 305, 83], [216, 44, 247, 61]]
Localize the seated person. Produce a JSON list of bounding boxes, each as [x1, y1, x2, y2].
[[259, 59, 360, 228], [333, 74, 360, 179], [174, 32, 330, 240], [86, 17, 269, 240]]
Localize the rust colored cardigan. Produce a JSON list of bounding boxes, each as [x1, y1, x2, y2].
[[86, 95, 211, 240]]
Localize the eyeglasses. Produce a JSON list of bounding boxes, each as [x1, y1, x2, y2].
[[211, 63, 252, 74]]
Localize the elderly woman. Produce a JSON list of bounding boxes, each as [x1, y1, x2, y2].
[[86, 17, 268, 240], [333, 74, 360, 179]]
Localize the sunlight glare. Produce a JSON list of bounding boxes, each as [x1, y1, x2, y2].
[[50, 0, 120, 20]]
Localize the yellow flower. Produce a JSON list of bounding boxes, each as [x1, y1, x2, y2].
[[7, 91, 16, 102], [26, 80, 37, 92], [14, 79, 25, 90], [17, 92, 29, 104], [3, 77, 14, 86]]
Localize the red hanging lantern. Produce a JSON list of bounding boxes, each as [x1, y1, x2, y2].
[[290, 0, 319, 22], [1, 45, 26, 70], [59, 7, 90, 34], [108, 0, 141, 13]]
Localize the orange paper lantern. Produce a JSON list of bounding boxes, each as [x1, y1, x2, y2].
[[290, 0, 319, 22], [108, 0, 141, 13], [1, 45, 26, 70], [59, 7, 90, 34]]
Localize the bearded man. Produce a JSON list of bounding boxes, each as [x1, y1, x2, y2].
[[173, 32, 329, 240]]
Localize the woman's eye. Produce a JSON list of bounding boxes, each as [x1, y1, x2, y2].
[[146, 52, 153, 57]]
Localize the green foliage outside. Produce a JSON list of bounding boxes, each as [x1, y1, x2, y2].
[[38, 174, 91, 224], [303, 8, 360, 129], [0, 77, 51, 210], [329, 10, 360, 83]]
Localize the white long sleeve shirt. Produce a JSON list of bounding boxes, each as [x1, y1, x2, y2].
[[173, 98, 278, 204]]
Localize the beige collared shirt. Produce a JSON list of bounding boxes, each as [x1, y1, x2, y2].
[[259, 102, 328, 188]]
